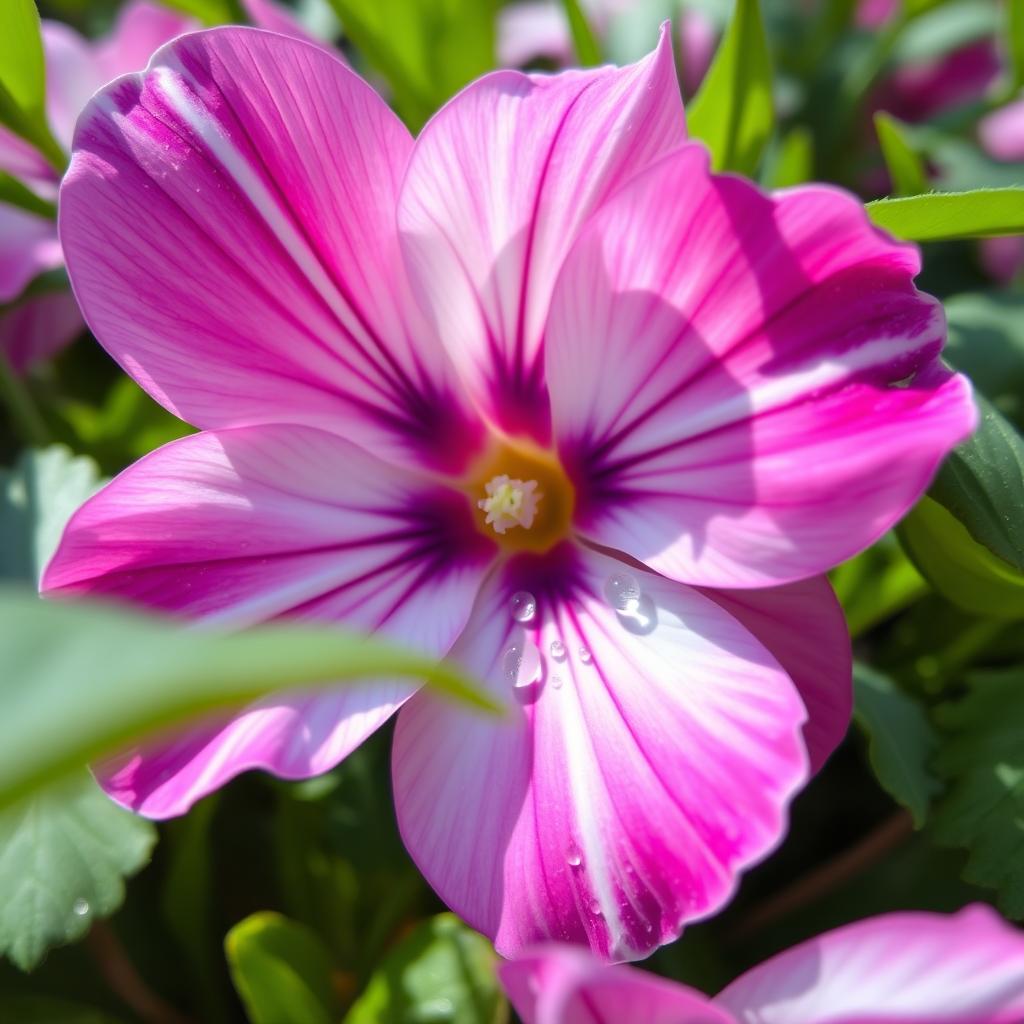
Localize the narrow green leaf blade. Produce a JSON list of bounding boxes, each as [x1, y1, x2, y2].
[[867, 188, 1024, 240], [853, 664, 941, 827], [560, 0, 603, 65], [687, 0, 774, 175], [1008, 0, 1024, 92], [226, 912, 336, 1024], [0, 771, 156, 970], [0, 170, 55, 219], [874, 112, 929, 196], [344, 914, 506, 1024], [0, 591, 493, 808], [933, 669, 1024, 917]]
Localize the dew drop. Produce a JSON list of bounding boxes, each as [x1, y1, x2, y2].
[[509, 591, 537, 623], [604, 573, 641, 612], [566, 843, 582, 867], [589, 900, 603, 917], [551, 674, 563, 690], [72, 898, 90, 917], [504, 639, 542, 689], [549, 639, 566, 661], [578, 646, 592, 665]]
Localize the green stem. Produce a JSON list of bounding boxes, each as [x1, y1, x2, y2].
[[0, 348, 49, 447]]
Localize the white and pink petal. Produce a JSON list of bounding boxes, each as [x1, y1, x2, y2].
[[397, 28, 684, 442], [60, 27, 482, 474], [716, 904, 1024, 1024], [393, 545, 808, 961], [547, 143, 976, 587], [43, 424, 496, 817]]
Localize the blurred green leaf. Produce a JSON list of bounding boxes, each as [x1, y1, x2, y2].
[[830, 535, 927, 637], [325, 0, 495, 131], [603, 0, 676, 64], [344, 914, 506, 1024], [0, 0, 65, 170], [894, 0, 998, 62], [933, 668, 1024, 917], [853, 664, 941, 827], [0, 590, 493, 808], [0, 447, 102, 586], [560, 0, 602, 65], [874, 112, 928, 196], [944, 292, 1024, 428], [158, 0, 244, 23], [0, 171, 55, 219], [1010, 0, 1024, 93], [226, 912, 336, 1024], [0, 770, 156, 970], [764, 125, 813, 188], [867, 189, 1024, 241], [687, 0, 773, 175], [0, 996, 125, 1022], [899, 497, 1024, 618]]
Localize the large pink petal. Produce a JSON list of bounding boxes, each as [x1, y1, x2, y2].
[[0, 206, 62, 303], [548, 143, 976, 587], [397, 29, 683, 443], [60, 27, 482, 474], [0, 290, 83, 374], [701, 576, 850, 774], [393, 545, 808, 961], [717, 905, 1024, 1024], [43, 425, 495, 818], [500, 946, 733, 1024]]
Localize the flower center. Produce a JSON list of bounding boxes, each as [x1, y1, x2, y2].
[[466, 439, 574, 553]]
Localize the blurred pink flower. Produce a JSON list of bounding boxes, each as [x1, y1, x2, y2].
[[502, 904, 1024, 1022], [45, 27, 973, 960], [977, 97, 1024, 284], [498, 1, 716, 95]]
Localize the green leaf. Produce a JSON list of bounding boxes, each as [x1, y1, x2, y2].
[[0, 590, 494, 808], [874, 112, 928, 196], [764, 124, 813, 189], [0, 1, 65, 170], [560, 0, 602, 65], [0, 447, 103, 586], [899, 497, 1024, 618], [344, 914, 506, 1024], [0, 770, 156, 970], [688, 0, 773, 175], [226, 912, 337, 1024], [158, 0, 244, 23], [944, 291, 1024, 428], [928, 394, 1024, 574], [1010, 0, 1024, 93], [0, 170, 55, 219], [866, 188, 1024, 241], [853, 664, 941, 827], [0, 996, 126, 1023], [932, 668, 1024, 917], [325, 0, 495, 131]]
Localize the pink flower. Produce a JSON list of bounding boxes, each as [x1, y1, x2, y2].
[[977, 98, 1024, 284], [44, 27, 974, 960], [502, 904, 1024, 1022]]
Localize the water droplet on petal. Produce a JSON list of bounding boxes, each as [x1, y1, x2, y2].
[[589, 899, 603, 917], [73, 898, 90, 917], [605, 573, 641, 612], [578, 646, 592, 665], [549, 639, 566, 661], [566, 843, 582, 867], [509, 591, 537, 623], [551, 674, 563, 690], [504, 639, 542, 689]]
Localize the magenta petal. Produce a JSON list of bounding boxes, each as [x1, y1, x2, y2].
[[0, 291, 83, 375], [0, 206, 62, 304], [43, 425, 495, 817], [61, 27, 482, 473], [717, 905, 1024, 1024], [393, 545, 808, 961], [500, 946, 733, 1024], [979, 97, 1024, 163], [702, 577, 851, 774], [548, 143, 976, 587], [397, 28, 683, 442]]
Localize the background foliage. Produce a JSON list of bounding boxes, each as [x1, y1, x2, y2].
[[1, 0, 1023, 1020]]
